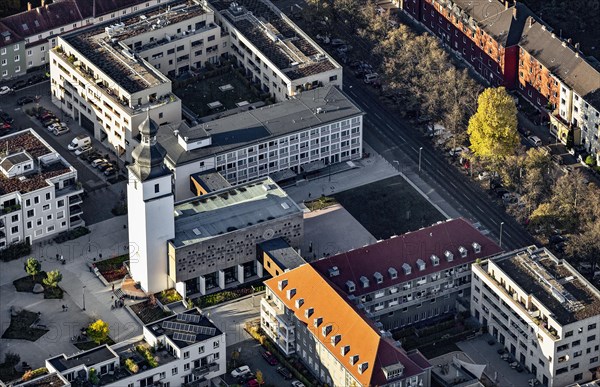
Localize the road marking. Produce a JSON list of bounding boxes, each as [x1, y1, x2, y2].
[[449, 181, 457, 189], [373, 112, 383, 121], [462, 193, 469, 200], [475, 205, 484, 213], [425, 159, 432, 166]]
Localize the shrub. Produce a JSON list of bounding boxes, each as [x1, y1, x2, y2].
[[21, 367, 47, 381], [136, 345, 158, 368], [88, 368, 99, 385], [4, 352, 20, 366], [585, 155, 597, 167], [87, 320, 109, 344], [43, 270, 62, 287], [158, 289, 182, 304], [125, 358, 139, 374]]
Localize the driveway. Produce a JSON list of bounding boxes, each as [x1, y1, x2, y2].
[[458, 334, 535, 387]]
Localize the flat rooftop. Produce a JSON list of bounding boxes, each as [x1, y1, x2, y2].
[[47, 345, 117, 372], [495, 247, 600, 325], [208, 0, 338, 80], [17, 372, 68, 387], [172, 177, 301, 247], [259, 237, 305, 271], [146, 309, 222, 348], [159, 85, 363, 166], [190, 171, 232, 193], [0, 130, 72, 195]]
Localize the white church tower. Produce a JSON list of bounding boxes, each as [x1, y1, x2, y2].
[[127, 112, 175, 294]]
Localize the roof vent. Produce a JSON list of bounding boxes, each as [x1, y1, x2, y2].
[[281, 202, 290, 210], [192, 228, 202, 236], [402, 263, 411, 275], [278, 279, 288, 291], [360, 276, 369, 288], [174, 209, 183, 216], [416, 259, 426, 271], [295, 298, 304, 308], [472, 242, 481, 253], [328, 266, 340, 277], [388, 267, 398, 279], [358, 362, 369, 374], [341, 345, 350, 356], [330, 334, 341, 346], [346, 280, 355, 292], [314, 317, 323, 327], [349, 355, 359, 365], [430, 255, 440, 266], [459, 246, 468, 258], [304, 307, 314, 318], [374, 272, 383, 284], [444, 250, 454, 262], [321, 324, 332, 337], [286, 288, 296, 299]]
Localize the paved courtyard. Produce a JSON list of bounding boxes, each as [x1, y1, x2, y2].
[[201, 294, 262, 347], [458, 334, 535, 387]]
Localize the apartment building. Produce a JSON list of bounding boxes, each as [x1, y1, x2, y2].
[[206, 0, 342, 101], [49, 5, 188, 162], [0, 0, 165, 80], [158, 85, 363, 201], [401, 0, 533, 88], [518, 18, 600, 163], [471, 246, 600, 387], [310, 218, 502, 330], [45, 309, 225, 387], [261, 264, 432, 387], [0, 129, 84, 250]]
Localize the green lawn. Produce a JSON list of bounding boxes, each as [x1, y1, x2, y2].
[[333, 176, 445, 239], [2, 310, 49, 341]]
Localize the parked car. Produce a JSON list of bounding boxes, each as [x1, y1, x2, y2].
[[17, 96, 35, 106], [449, 146, 468, 157], [528, 135, 542, 147], [40, 113, 57, 122], [68, 135, 91, 151], [291, 381, 305, 387], [42, 117, 59, 127], [330, 38, 346, 46], [363, 73, 379, 84], [0, 111, 14, 124], [231, 365, 251, 378], [549, 235, 565, 244], [74, 145, 92, 156], [245, 379, 259, 387], [277, 366, 293, 380], [53, 126, 70, 136], [0, 86, 14, 95], [262, 351, 278, 366], [103, 167, 116, 176], [98, 163, 113, 172], [91, 158, 108, 168], [47, 122, 68, 131], [11, 80, 27, 90]]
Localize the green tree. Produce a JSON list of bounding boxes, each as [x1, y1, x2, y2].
[[566, 222, 600, 269], [87, 320, 110, 344], [467, 87, 519, 162], [43, 270, 62, 287], [24, 257, 41, 280]]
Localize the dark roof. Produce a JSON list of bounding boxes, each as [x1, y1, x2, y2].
[[1, 1, 82, 39], [0, 22, 23, 48], [190, 171, 231, 193], [158, 85, 363, 166], [146, 309, 222, 349], [311, 218, 503, 297], [519, 18, 600, 109], [449, 0, 535, 47], [18, 372, 68, 387], [71, 0, 150, 18], [130, 115, 171, 182], [259, 237, 306, 271], [48, 345, 117, 372]]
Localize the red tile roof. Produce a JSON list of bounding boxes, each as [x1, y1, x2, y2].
[[0, 22, 23, 48], [264, 265, 431, 386], [2, 1, 82, 40], [311, 218, 503, 297]]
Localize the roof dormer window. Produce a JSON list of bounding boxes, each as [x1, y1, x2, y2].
[[341, 345, 350, 356], [430, 255, 439, 266], [314, 317, 322, 328], [278, 279, 287, 291], [304, 307, 314, 318], [388, 267, 398, 279], [322, 324, 332, 337], [295, 298, 304, 308], [349, 355, 359, 365], [358, 362, 369, 374], [444, 250, 454, 262], [330, 334, 341, 346], [472, 242, 481, 254], [374, 272, 383, 284], [286, 288, 296, 299], [402, 263, 411, 275], [416, 259, 426, 271], [459, 246, 467, 258], [360, 276, 369, 288], [346, 280, 355, 292]]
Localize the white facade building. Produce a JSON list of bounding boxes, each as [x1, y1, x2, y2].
[[0, 129, 84, 250], [471, 246, 600, 387], [45, 309, 225, 387]]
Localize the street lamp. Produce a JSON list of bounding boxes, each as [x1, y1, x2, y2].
[[82, 286, 86, 311], [418, 147, 423, 172], [499, 222, 505, 248]]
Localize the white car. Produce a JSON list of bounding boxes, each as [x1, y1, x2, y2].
[[91, 158, 108, 168], [53, 126, 70, 136], [291, 380, 305, 387], [231, 365, 251, 378], [449, 146, 468, 157], [47, 122, 67, 131], [74, 145, 92, 156], [527, 135, 542, 147], [0, 86, 13, 95]]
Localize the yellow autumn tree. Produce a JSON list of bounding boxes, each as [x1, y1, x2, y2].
[[87, 319, 110, 344], [467, 87, 519, 162]]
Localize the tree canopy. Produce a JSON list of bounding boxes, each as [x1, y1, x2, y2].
[[24, 258, 41, 280], [43, 270, 63, 288], [87, 320, 110, 344], [467, 87, 519, 161]]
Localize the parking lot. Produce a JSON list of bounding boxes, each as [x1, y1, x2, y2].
[[0, 81, 126, 224]]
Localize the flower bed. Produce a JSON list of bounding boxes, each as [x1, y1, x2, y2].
[[155, 288, 183, 304], [130, 300, 173, 324], [95, 254, 129, 283], [194, 285, 265, 309]]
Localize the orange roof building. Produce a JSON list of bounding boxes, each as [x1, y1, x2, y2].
[[262, 264, 431, 387]]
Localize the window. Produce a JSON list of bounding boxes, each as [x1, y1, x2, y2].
[[154, 184, 159, 193], [565, 331, 573, 338], [57, 200, 64, 207], [14, 55, 19, 62], [329, 75, 337, 82], [184, 351, 189, 359], [11, 226, 18, 234], [171, 367, 178, 375], [573, 340, 581, 347], [26, 221, 32, 229], [589, 323, 597, 330], [199, 346, 204, 354], [43, 204, 50, 211], [11, 214, 18, 222], [27, 209, 34, 218], [588, 335, 596, 342], [184, 363, 190, 371], [213, 340, 219, 349], [34, 196, 39, 204]]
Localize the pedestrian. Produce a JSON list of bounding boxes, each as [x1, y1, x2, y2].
[[112, 283, 115, 292], [111, 295, 114, 301], [62, 305, 65, 312], [308, 192, 311, 198], [114, 299, 118, 308]]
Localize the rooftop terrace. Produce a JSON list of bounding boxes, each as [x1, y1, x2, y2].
[[494, 247, 600, 325], [171, 177, 301, 247], [209, 0, 338, 79], [0, 130, 73, 196]]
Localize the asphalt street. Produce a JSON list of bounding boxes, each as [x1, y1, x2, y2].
[[341, 71, 537, 251]]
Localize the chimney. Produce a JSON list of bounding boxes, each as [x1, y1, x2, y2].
[[41, 0, 45, 6], [505, 1, 509, 10], [575, 42, 580, 50], [512, 7, 517, 20], [567, 38, 573, 44], [528, 17, 534, 28], [27, 2, 32, 11]]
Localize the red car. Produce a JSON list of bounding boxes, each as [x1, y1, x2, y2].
[[261, 351, 278, 366], [246, 379, 259, 387]]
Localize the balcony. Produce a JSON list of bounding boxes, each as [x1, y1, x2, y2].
[[68, 195, 83, 205], [70, 205, 83, 216], [193, 362, 219, 377], [70, 216, 84, 227]]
